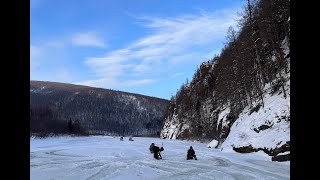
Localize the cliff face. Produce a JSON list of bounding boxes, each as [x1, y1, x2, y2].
[[160, 62, 221, 141], [161, 77, 290, 145], [30, 81, 169, 136], [160, 0, 290, 159], [161, 52, 290, 160]]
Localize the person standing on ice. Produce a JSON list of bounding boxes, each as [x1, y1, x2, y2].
[[187, 146, 197, 160]]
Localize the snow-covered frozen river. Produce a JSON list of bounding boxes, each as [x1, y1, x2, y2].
[[30, 136, 290, 180]]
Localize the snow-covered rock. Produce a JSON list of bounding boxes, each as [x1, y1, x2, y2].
[[207, 139, 219, 148], [220, 79, 290, 154]]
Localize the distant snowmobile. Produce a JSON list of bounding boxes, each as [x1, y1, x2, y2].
[[129, 137, 134, 141]]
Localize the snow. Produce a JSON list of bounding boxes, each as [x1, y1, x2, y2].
[[31, 136, 290, 180], [221, 82, 290, 152], [271, 54, 276, 62], [120, 94, 146, 112], [200, 61, 210, 68], [281, 37, 290, 58], [277, 151, 290, 156], [161, 114, 183, 139], [207, 139, 218, 148], [217, 107, 230, 130], [30, 86, 46, 93]]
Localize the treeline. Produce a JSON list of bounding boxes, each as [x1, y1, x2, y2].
[[162, 0, 290, 141], [30, 106, 88, 137], [30, 81, 169, 137]]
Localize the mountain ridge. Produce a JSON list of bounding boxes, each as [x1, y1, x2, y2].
[[30, 80, 168, 101], [30, 80, 170, 137]]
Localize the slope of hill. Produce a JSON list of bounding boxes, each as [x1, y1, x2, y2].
[[30, 81, 170, 136], [160, 0, 290, 161], [220, 80, 290, 162]]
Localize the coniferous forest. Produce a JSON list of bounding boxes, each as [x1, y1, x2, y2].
[[30, 81, 169, 137]]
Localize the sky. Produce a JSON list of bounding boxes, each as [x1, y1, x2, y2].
[[31, 0, 246, 99]]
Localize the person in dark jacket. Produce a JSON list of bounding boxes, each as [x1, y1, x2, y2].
[[187, 146, 197, 160], [149, 143, 155, 153], [120, 136, 123, 141], [153, 145, 164, 160], [129, 137, 134, 141]]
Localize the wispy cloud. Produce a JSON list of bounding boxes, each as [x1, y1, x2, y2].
[[30, 42, 72, 82], [30, 45, 43, 70], [72, 32, 106, 48], [75, 78, 118, 89], [82, 7, 241, 88], [122, 79, 155, 87], [31, 31, 106, 81], [77, 78, 154, 89]]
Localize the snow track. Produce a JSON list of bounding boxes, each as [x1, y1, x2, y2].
[[30, 136, 289, 179]]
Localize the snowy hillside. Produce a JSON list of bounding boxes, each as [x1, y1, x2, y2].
[[161, 78, 290, 159], [220, 79, 290, 158], [30, 136, 289, 179], [30, 80, 169, 136]]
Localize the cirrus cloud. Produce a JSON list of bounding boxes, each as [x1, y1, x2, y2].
[[72, 32, 106, 48], [80, 8, 241, 89]]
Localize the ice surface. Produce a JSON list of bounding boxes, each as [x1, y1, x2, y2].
[[31, 136, 290, 180]]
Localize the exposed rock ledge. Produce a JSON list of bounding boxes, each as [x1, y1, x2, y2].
[[232, 141, 290, 161]]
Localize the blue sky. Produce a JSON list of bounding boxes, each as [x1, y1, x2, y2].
[[31, 0, 245, 99]]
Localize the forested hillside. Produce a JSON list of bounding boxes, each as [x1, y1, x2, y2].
[[161, 0, 290, 160], [30, 81, 169, 136]]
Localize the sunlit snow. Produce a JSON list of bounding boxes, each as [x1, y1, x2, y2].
[[31, 136, 289, 180]]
